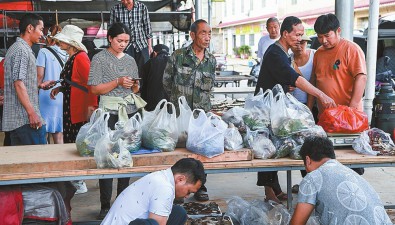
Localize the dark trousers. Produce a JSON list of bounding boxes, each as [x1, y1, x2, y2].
[[257, 171, 282, 195], [99, 113, 133, 209], [128, 205, 187, 225], [126, 45, 150, 73], [10, 124, 47, 146]]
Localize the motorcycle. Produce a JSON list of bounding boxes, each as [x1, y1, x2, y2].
[[376, 56, 395, 91], [248, 58, 261, 87]]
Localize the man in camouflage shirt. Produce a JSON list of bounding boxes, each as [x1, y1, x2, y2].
[[162, 19, 216, 201], [163, 19, 216, 112]]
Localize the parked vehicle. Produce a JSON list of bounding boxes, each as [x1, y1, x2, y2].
[[247, 58, 260, 87], [214, 53, 227, 71]]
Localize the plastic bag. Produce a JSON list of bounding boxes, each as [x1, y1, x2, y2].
[[289, 126, 327, 159], [251, 136, 276, 159], [187, 109, 228, 158], [142, 99, 167, 144], [271, 91, 315, 136], [94, 130, 132, 169], [244, 127, 270, 148], [226, 196, 270, 225], [272, 136, 297, 158], [318, 105, 369, 133], [222, 106, 249, 130], [176, 96, 192, 147], [144, 102, 178, 152], [224, 124, 243, 151], [76, 108, 109, 156], [267, 201, 291, 225], [244, 89, 272, 129], [112, 113, 142, 153], [352, 128, 395, 156], [243, 106, 270, 130]]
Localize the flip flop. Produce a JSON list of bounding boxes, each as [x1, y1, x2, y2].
[[276, 192, 288, 201], [194, 189, 209, 201]]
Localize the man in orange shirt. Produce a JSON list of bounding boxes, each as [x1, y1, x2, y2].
[[309, 13, 367, 175], [309, 13, 367, 116]]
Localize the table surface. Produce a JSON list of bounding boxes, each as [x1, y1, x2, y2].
[[1, 144, 394, 185], [215, 75, 254, 81], [212, 87, 255, 94]]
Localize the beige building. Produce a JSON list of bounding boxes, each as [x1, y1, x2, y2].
[[211, 0, 395, 56]]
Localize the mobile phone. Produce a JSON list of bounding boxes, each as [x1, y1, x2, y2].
[[132, 78, 142, 81]]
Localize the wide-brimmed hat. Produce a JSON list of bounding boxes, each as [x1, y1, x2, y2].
[[53, 25, 87, 53], [301, 34, 312, 42]]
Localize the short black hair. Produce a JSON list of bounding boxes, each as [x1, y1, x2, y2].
[[314, 13, 340, 35], [19, 13, 43, 34], [300, 136, 336, 164], [266, 17, 280, 27], [171, 158, 206, 185], [280, 16, 302, 37], [190, 19, 208, 33], [107, 22, 131, 40]]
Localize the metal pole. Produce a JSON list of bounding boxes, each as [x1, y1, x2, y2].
[[195, 0, 201, 20], [335, 0, 354, 41], [208, 0, 212, 25], [364, 0, 380, 123]]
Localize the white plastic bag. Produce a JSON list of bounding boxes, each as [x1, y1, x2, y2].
[[141, 99, 167, 147], [76, 108, 109, 156], [187, 109, 227, 158], [176, 96, 192, 147], [94, 130, 132, 169], [224, 124, 243, 151], [144, 102, 178, 152], [251, 136, 276, 159], [112, 113, 142, 153], [352, 128, 395, 156]]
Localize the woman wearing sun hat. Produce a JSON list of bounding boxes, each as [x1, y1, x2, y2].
[[50, 25, 98, 194]]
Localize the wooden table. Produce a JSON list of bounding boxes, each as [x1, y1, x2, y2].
[[1, 144, 395, 208]]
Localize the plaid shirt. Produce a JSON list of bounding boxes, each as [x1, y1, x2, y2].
[[2, 37, 43, 131], [110, 1, 153, 52]]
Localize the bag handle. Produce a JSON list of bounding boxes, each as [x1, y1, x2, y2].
[[89, 108, 103, 124], [178, 96, 191, 111], [132, 112, 142, 123]]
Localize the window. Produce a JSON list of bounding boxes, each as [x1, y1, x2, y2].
[[291, 0, 297, 5], [240, 35, 245, 46], [249, 34, 254, 46]]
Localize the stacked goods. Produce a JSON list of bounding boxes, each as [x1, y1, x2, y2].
[[182, 202, 233, 225], [353, 128, 395, 156]]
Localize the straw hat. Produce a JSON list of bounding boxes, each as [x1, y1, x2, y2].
[[53, 25, 87, 53], [301, 34, 312, 42]]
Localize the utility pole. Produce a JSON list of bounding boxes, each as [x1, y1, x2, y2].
[[335, 0, 354, 41]]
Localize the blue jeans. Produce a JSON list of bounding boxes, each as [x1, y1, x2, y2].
[[128, 205, 187, 225], [10, 124, 47, 146]]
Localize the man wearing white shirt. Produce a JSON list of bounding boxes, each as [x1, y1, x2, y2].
[[101, 158, 206, 225], [257, 17, 280, 61]]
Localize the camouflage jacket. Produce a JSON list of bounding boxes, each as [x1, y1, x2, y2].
[[163, 45, 216, 111]]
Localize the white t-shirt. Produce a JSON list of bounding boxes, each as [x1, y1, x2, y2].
[[101, 168, 175, 225], [290, 49, 316, 103], [257, 35, 278, 60]]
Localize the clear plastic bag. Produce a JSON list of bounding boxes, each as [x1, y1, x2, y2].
[[94, 130, 132, 169], [76, 108, 109, 156], [112, 113, 142, 153], [251, 135, 276, 159], [271, 91, 315, 136], [224, 124, 243, 151], [222, 106, 249, 130], [244, 89, 272, 129], [144, 102, 178, 152], [226, 196, 270, 225], [244, 127, 270, 149], [187, 109, 228, 158], [272, 136, 297, 159], [176, 96, 192, 147], [352, 128, 395, 156], [267, 201, 291, 225]]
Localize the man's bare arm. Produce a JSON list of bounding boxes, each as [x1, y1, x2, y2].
[[349, 74, 367, 109], [290, 202, 315, 225], [14, 80, 42, 129], [148, 212, 168, 225]]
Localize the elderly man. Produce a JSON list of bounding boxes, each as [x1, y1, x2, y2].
[[101, 158, 206, 225], [254, 16, 335, 203], [257, 17, 280, 62], [110, 0, 153, 70], [163, 19, 216, 201], [290, 136, 392, 225]]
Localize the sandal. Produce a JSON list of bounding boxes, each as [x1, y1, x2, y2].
[[276, 192, 288, 201], [194, 189, 209, 201]]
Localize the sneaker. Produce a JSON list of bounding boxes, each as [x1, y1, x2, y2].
[[97, 208, 110, 220], [72, 180, 88, 194]]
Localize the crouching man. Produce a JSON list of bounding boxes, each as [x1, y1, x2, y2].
[[290, 136, 392, 225], [101, 158, 206, 225]]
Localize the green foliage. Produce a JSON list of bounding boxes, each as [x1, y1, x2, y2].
[[239, 45, 251, 56]]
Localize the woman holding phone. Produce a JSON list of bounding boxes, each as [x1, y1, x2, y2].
[[87, 22, 140, 220]]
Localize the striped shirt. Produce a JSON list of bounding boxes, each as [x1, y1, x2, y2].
[[110, 1, 153, 52], [2, 37, 43, 131]]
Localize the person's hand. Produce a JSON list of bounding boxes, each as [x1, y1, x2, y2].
[[0, 95, 4, 106], [148, 45, 153, 55], [28, 111, 42, 130], [131, 79, 140, 93], [288, 85, 296, 92], [86, 106, 96, 121], [39, 80, 56, 90], [349, 102, 359, 109], [50, 87, 61, 100], [318, 93, 336, 109], [119, 76, 134, 89]]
